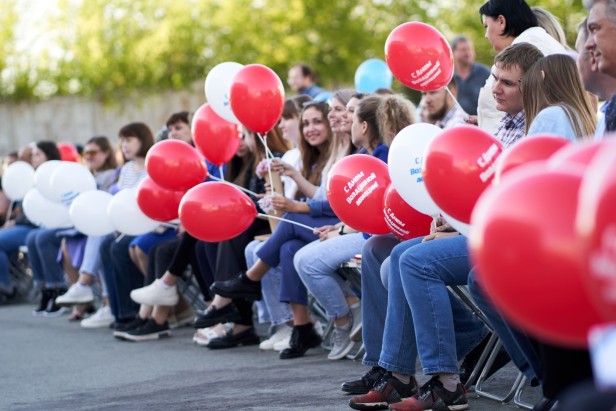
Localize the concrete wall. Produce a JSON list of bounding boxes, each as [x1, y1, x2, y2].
[[0, 81, 205, 156]]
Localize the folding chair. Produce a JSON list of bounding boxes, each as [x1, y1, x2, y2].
[[8, 246, 37, 303]]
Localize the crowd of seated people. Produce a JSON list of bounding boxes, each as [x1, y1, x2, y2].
[[1, 1, 615, 409]]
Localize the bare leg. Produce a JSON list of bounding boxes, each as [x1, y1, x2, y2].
[[138, 304, 153, 319], [211, 294, 232, 308], [160, 271, 178, 287], [152, 305, 171, 324], [129, 246, 148, 277], [290, 303, 311, 325], [245, 259, 271, 281], [61, 239, 79, 284]]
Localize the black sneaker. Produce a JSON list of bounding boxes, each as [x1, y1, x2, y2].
[[44, 288, 69, 317], [122, 319, 171, 342], [349, 373, 419, 410], [207, 327, 260, 349], [210, 272, 262, 300], [113, 316, 148, 339], [192, 304, 242, 329], [342, 366, 388, 395], [32, 289, 53, 317], [460, 333, 511, 386], [388, 376, 468, 411], [279, 323, 322, 359]]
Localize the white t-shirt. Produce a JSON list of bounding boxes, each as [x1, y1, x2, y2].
[[280, 148, 301, 199]]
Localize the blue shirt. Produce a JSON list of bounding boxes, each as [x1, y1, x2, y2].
[[595, 100, 610, 141], [454, 63, 491, 115], [528, 106, 578, 143], [301, 84, 326, 98]]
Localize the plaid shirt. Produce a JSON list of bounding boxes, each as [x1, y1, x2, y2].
[[495, 111, 526, 148], [436, 104, 467, 129]]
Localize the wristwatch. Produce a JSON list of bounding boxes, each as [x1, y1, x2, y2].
[[338, 224, 346, 236]]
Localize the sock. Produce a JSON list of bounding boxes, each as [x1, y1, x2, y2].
[[77, 282, 90, 289], [158, 279, 174, 290], [392, 372, 411, 385], [349, 302, 360, 309], [438, 374, 461, 392]]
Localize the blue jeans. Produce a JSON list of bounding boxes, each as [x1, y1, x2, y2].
[[360, 234, 402, 366], [27, 228, 66, 288], [468, 268, 542, 382], [379, 235, 488, 375], [101, 234, 142, 321], [295, 233, 363, 320], [245, 240, 292, 325], [0, 225, 36, 287], [256, 213, 339, 305]]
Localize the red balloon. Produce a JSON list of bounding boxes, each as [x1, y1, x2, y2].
[[385, 22, 453, 91], [145, 139, 206, 191], [576, 139, 616, 320], [547, 140, 604, 170], [229, 64, 285, 134], [136, 177, 185, 222], [179, 182, 257, 242], [327, 154, 391, 235], [382, 184, 432, 240], [423, 125, 503, 224], [470, 164, 605, 347], [192, 103, 241, 166], [495, 135, 571, 183], [58, 142, 80, 162]]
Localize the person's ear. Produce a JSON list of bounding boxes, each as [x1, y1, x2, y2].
[[498, 15, 506, 34], [361, 121, 369, 136]]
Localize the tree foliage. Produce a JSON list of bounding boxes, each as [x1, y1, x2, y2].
[[0, 0, 586, 102]]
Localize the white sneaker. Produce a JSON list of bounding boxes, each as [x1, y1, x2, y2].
[[56, 283, 94, 306], [327, 324, 355, 360], [81, 305, 114, 328], [259, 324, 292, 350], [130, 279, 179, 306], [272, 334, 292, 351]]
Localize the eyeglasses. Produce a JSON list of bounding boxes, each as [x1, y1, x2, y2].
[[84, 149, 100, 156]]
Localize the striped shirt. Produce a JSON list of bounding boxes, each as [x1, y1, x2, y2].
[[495, 111, 526, 149], [117, 161, 147, 189]]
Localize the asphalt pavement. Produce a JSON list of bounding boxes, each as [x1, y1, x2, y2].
[[0, 303, 542, 410]]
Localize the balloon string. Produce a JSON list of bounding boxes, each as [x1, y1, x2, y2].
[[256, 132, 276, 159], [218, 166, 225, 181], [208, 175, 260, 197], [258, 213, 314, 232], [445, 88, 464, 113], [257, 132, 278, 197]]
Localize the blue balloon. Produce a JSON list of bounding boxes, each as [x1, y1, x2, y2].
[[313, 91, 332, 103], [354, 58, 393, 93]]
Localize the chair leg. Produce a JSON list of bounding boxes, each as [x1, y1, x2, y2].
[[474, 340, 524, 403]]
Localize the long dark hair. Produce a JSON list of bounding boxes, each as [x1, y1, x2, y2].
[[298, 102, 332, 190], [86, 135, 118, 171]]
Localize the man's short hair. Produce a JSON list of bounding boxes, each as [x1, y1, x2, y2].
[[450, 35, 470, 51], [494, 43, 544, 74], [293, 64, 314, 79], [165, 111, 190, 128], [583, 0, 616, 22]]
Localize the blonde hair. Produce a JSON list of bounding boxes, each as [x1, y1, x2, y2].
[[376, 94, 416, 146], [532, 7, 569, 48], [522, 55, 596, 140]]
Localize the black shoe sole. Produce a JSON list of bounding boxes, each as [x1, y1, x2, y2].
[[207, 335, 260, 349], [192, 310, 242, 329], [341, 385, 371, 395], [210, 284, 262, 301]]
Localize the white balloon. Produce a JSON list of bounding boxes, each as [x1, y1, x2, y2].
[[50, 162, 97, 206], [34, 160, 62, 201], [22, 187, 72, 228], [69, 190, 115, 236], [205, 62, 244, 124], [2, 161, 35, 200], [440, 210, 471, 237], [388, 123, 442, 216], [107, 188, 159, 236]]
